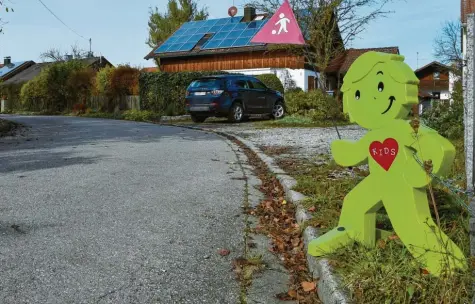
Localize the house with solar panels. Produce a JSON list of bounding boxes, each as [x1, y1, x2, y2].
[[0, 57, 35, 82], [144, 6, 319, 91]]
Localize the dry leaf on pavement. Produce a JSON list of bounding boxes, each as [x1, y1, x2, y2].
[[301, 281, 316, 292], [218, 248, 231, 256]]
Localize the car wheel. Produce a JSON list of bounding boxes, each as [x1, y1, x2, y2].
[[191, 114, 207, 123], [228, 102, 244, 123], [272, 101, 285, 119]]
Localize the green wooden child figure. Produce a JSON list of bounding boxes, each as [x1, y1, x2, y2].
[[307, 51, 466, 276]]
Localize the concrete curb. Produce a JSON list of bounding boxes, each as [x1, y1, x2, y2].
[[166, 123, 351, 304]]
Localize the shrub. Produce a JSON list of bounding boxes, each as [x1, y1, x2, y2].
[[72, 103, 87, 115], [284, 89, 346, 121], [109, 65, 140, 97], [139, 71, 230, 115], [95, 66, 114, 96], [67, 68, 95, 106], [285, 87, 303, 94], [20, 60, 87, 112], [421, 82, 463, 140], [0, 83, 24, 111], [122, 109, 161, 122], [256, 74, 284, 93]]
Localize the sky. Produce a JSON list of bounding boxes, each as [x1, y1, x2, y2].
[[0, 0, 460, 70]]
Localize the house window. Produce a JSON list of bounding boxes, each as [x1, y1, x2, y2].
[[434, 71, 440, 80]]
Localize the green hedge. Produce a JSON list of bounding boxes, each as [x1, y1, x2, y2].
[[256, 74, 284, 93], [139, 71, 231, 116], [421, 81, 463, 140], [0, 83, 24, 111], [285, 90, 346, 122]]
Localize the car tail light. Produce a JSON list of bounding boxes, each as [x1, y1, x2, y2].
[[210, 90, 224, 96]]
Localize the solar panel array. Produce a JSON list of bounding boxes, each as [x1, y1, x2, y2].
[[155, 16, 268, 54]]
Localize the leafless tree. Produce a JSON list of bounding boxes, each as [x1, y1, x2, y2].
[[40, 44, 90, 62], [433, 21, 462, 74], [251, 0, 397, 90], [0, 0, 13, 33]]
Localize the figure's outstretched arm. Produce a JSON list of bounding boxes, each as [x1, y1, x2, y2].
[[331, 138, 368, 167], [404, 128, 456, 188], [411, 130, 455, 177]]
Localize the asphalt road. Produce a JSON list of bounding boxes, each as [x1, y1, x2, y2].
[[0, 116, 247, 304]]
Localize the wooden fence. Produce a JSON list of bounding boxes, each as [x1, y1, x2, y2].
[[88, 95, 140, 111]]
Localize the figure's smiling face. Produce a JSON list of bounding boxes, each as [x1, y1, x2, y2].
[[345, 62, 413, 129]]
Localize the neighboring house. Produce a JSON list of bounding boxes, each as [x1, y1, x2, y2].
[[145, 6, 399, 93], [0, 57, 35, 82], [79, 56, 114, 71], [325, 47, 400, 96], [144, 6, 321, 91], [142, 67, 159, 73], [2, 56, 114, 86], [414, 61, 453, 113], [1, 62, 52, 86]]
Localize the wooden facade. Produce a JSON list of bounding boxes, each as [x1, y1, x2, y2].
[[160, 50, 305, 72], [416, 65, 449, 93]]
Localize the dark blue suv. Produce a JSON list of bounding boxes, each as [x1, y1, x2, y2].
[[185, 75, 285, 123]]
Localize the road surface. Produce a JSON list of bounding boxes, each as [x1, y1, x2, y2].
[[0, 115, 246, 304]]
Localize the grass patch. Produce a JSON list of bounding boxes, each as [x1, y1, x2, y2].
[[253, 115, 352, 129], [284, 139, 473, 303]]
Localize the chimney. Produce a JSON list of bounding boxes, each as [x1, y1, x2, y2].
[[243, 5, 256, 22], [64, 54, 73, 61], [3, 56, 11, 65]]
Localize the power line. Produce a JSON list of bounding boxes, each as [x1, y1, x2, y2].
[[36, 0, 87, 41]]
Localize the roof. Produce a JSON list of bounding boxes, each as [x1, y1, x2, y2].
[[462, 0, 475, 24], [145, 15, 275, 59], [1, 62, 52, 85], [326, 47, 400, 74], [0, 61, 35, 80], [1, 56, 113, 85], [79, 56, 113, 67], [414, 61, 450, 74]]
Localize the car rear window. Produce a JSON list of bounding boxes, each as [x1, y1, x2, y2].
[[189, 78, 225, 89]]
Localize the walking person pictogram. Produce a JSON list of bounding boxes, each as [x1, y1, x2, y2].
[[272, 13, 290, 35]]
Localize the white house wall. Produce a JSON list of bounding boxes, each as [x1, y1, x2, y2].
[[223, 68, 318, 91]]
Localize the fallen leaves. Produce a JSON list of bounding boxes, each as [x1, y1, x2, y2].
[[388, 234, 400, 241], [230, 138, 320, 303], [218, 249, 231, 256], [302, 281, 316, 292]]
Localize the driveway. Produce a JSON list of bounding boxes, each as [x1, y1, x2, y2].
[[0, 116, 247, 304]]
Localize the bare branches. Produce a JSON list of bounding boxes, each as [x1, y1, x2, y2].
[[433, 21, 462, 72], [252, 0, 397, 90], [40, 45, 90, 62]]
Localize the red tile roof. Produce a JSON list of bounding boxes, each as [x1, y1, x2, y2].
[[326, 47, 400, 74], [462, 0, 475, 24]]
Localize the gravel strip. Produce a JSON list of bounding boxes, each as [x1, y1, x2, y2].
[[194, 123, 366, 159]]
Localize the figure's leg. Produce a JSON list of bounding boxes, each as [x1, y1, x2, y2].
[[384, 187, 467, 276], [308, 176, 382, 257]]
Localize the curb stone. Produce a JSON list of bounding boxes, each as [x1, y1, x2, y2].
[[166, 123, 352, 304]]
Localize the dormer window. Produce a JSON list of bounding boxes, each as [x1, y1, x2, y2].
[[434, 71, 440, 80]]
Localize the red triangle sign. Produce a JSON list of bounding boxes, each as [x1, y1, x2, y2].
[[251, 0, 305, 45]]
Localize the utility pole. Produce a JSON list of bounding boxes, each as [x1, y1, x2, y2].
[[89, 38, 92, 57]]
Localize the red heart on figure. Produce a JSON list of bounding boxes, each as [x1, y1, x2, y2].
[[369, 138, 399, 171]]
